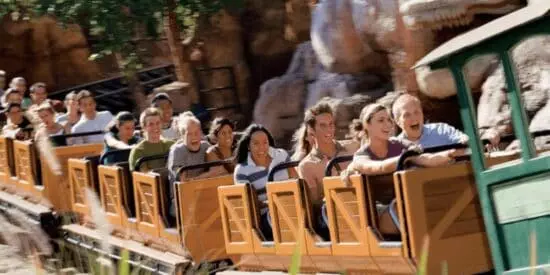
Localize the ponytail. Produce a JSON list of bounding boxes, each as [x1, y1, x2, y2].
[[347, 118, 366, 145]]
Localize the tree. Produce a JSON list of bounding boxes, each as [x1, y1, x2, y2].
[[0, 0, 241, 110]]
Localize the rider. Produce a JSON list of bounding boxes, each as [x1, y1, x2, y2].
[[392, 93, 469, 148]]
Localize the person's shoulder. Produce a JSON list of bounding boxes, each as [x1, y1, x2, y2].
[[234, 163, 250, 175], [130, 140, 147, 154], [299, 152, 314, 164], [206, 145, 218, 154], [71, 119, 86, 131], [163, 139, 177, 148], [56, 113, 67, 121], [271, 147, 289, 159], [426, 122, 456, 132], [298, 154, 316, 170], [200, 140, 210, 149], [98, 110, 113, 117], [104, 131, 116, 139]]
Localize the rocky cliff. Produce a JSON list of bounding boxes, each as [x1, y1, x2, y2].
[[0, 15, 101, 91]]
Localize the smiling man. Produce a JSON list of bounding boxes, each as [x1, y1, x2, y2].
[[392, 94, 468, 148], [298, 102, 359, 207]]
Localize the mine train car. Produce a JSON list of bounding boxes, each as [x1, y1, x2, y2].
[[2, 2, 550, 275]]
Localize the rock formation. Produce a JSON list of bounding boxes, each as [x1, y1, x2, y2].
[[0, 15, 101, 91], [253, 41, 390, 146], [253, 0, 542, 146], [187, 10, 251, 124], [310, 0, 394, 74], [477, 37, 550, 142]]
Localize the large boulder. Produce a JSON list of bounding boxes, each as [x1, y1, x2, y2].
[[415, 54, 499, 99], [242, 0, 312, 106], [310, 0, 391, 74], [253, 41, 391, 146], [478, 36, 550, 134], [253, 74, 306, 146], [305, 71, 385, 109]]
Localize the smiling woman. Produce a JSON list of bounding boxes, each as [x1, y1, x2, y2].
[[233, 124, 294, 241]]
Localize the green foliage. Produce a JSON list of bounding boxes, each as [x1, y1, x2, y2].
[[0, 0, 243, 72], [118, 250, 130, 275]]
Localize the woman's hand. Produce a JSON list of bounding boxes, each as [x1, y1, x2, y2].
[[411, 150, 457, 167], [431, 149, 457, 166], [341, 162, 357, 187]]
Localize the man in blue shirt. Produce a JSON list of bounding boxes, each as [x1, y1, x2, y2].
[[392, 94, 468, 148]]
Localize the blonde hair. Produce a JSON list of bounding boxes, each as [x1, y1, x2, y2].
[[178, 111, 201, 136], [348, 103, 389, 144], [9, 77, 25, 88], [391, 93, 421, 120], [36, 103, 55, 114], [139, 107, 161, 128], [291, 124, 313, 161]]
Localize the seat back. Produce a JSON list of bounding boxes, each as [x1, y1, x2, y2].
[[0, 136, 15, 189], [68, 158, 96, 219], [41, 143, 104, 212], [266, 179, 308, 256], [99, 149, 131, 165], [363, 174, 396, 234], [151, 168, 172, 228], [13, 140, 41, 198], [218, 184, 255, 254], [98, 164, 133, 229], [133, 171, 163, 238], [322, 174, 371, 256], [394, 160, 502, 275], [118, 162, 135, 218], [84, 155, 101, 194], [176, 174, 234, 262]]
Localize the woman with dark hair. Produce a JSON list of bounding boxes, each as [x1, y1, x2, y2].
[[103, 111, 141, 164], [206, 117, 236, 173], [233, 124, 296, 241]]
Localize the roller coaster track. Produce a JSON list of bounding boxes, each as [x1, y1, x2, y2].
[[48, 64, 245, 127], [48, 64, 177, 113]]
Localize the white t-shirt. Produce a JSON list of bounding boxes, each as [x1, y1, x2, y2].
[[162, 126, 180, 141], [71, 111, 113, 144], [162, 117, 180, 141], [233, 147, 290, 215]]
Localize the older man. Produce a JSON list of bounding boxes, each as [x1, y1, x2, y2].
[[392, 94, 468, 148]]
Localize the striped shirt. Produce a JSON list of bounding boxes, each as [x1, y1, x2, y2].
[[234, 147, 290, 214]]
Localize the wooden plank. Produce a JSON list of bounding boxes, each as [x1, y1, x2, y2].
[[42, 143, 104, 212], [322, 176, 372, 258], [397, 162, 492, 274], [177, 175, 234, 262], [218, 184, 255, 254]]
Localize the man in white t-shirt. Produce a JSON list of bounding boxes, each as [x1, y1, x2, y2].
[[151, 93, 180, 141], [71, 90, 113, 144]]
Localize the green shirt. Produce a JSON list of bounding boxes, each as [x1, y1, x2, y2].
[[129, 139, 175, 172]]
